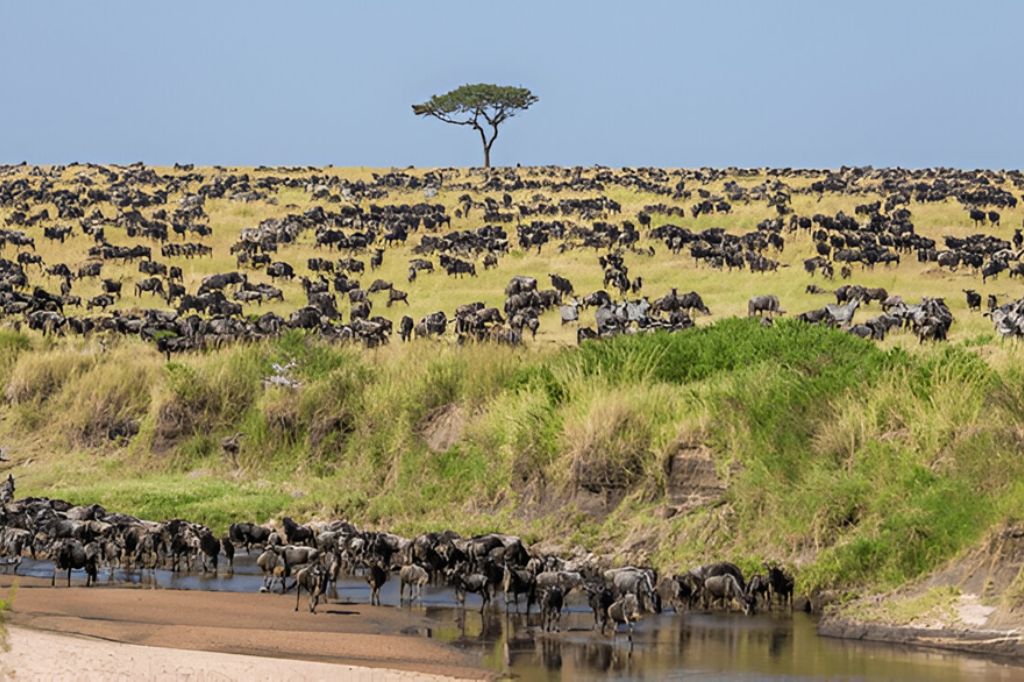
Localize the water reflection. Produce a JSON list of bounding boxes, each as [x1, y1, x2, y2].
[[427, 607, 1024, 681], [14, 557, 1024, 681]]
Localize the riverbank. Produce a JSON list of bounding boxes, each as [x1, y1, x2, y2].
[[818, 615, 1024, 660], [1, 626, 472, 681], [819, 523, 1024, 661], [0, 576, 487, 680]]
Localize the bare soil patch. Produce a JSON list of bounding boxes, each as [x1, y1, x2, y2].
[[0, 575, 487, 680]]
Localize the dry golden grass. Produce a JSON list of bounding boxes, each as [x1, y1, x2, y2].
[[1, 164, 1021, 351]]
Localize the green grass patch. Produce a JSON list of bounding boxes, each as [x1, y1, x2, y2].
[[36, 475, 292, 534], [8, 319, 1024, 597], [847, 586, 961, 626]]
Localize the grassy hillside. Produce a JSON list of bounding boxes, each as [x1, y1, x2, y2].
[[6, 320, 1024, 594], [4, 164, 1024, 597]]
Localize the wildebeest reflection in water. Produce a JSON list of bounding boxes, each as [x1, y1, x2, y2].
[[426, 606, 1024, 681]]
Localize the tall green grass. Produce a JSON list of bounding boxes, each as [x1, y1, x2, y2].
[[7, 320, 1024, 595]]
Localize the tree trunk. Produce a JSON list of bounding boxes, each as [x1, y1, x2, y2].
[[486, 124, 499, 169], [476, 125, 490, 168]]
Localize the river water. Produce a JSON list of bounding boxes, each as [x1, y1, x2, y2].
[[15, 555, 1024, 681]]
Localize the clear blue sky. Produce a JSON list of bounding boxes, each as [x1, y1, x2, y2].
[[2, 1, 1021, 168]]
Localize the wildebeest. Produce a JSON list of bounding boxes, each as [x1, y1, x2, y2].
[[197, 531, 220, 574], [282, 516, 315, 546], [453, 571, 492, 612], [604, 566, 659, 613], [963, 289, 982, 311], [502, 564, 536, 613], [765, 564, 795, 611], [415, 311, 447, 338], [399, 563, 430, 602], [549, 273, 574, 299], [366, 563, 388, 606], [370, 248, 384, 271], [704, 574, 752, 614], [747, 573, 770, 609], [605, 593, 641, 637], [399, 315, 414, 342], [586, 583, 615, 632], [221, 534, 235, 570], [748, 295, 784, 318], [267, 262, 295, 280], [135, 277, 165, 298], [294, 561, 330, 613], [540, 586, 565, 632], [87, 294, 115, 311], [230, 522, 272, 554], [387, 288, 409, 307], [77, 262, 103, 279], [101, 278, 122, 298], [257, 546, 286, 593], [51, 539, 99, 587]]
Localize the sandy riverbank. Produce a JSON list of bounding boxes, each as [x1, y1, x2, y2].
[[0, 626, 474, 681], [0, 576, 487, 680]]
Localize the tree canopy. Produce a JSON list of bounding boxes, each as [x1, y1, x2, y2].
[[412, 83, 538, 168]]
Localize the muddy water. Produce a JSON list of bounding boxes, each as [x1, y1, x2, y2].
[[426, 608, 1024, 681], [14, 556, 1024, 681]]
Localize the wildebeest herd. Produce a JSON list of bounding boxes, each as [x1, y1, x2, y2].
[[2, 163, 1024, 355], [0, 484, 794, 637]]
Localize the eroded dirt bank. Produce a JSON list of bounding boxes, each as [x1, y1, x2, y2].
[[819, 524, 1024, 661], [818, 617, 1024, 660]]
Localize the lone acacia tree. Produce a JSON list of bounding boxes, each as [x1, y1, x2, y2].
[[412, 83, 538, 168]]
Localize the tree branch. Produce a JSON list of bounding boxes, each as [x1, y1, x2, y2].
[[473, 120, 488, 146], [430, 112, 475, 126], [482, 105, 509, 127]]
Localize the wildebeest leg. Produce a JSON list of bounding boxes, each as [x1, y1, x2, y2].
[[311, 580, 322, 613], [295, 581, 302, 611]]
